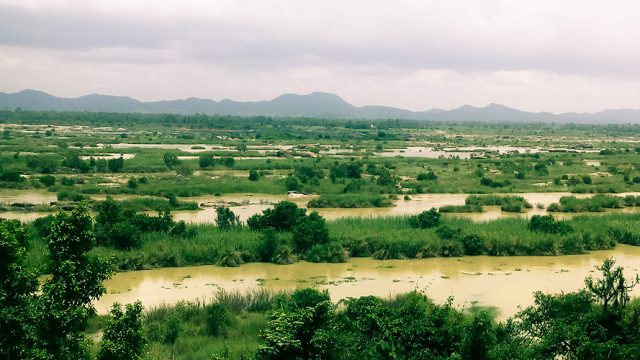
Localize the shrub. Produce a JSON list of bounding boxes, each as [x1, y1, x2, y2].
[[408, 208, 441, 229], [169, 220, 190, 238], [436, 225, 463, 240], [284, 174, 302, 192], [248, 169, 261, 181], [33, 214, 56, 238], [417, 171, 438, 181], [292, 212, 330, 253], [205, 303, 233, 337], [305, 243, 347, 263], [461, 234, 484, 255], [216, 207, 240, 230], [127, 178, 138, 189], [109, 222, 142, 249], [480, 177, 511, 188], [97, 302, 145, 360], [163, 153, 181, 169], [307, 194, 393, 208], [439, 204, 483, 213], [57, 190, 87, 202], [441, 241, 464, 257], [257, 228, 281, 262], [218, 251, 244, 267], [108, 157, 124, 172], [162, 313, 182, 344], [529, 215, 572, 234], [199, 154, 215, 168], [465, 195, 531, 212], [60, 177, 75, 186], [176, 165, 194, 176], [272, 246, 296, 265], [39, 175, 56, 186]]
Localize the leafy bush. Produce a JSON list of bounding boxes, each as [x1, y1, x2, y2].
[[417, 171, 438, 181], [292, 212, 330, 253], [461, 234, 484, 255], [408, 208, 441, 229], [307, 194, 393, 208], [97, 302, 146, 360], [257, 228, 281, 262], [479, 177, 511, 188], [39, 175, 55, 186], [528, 215, 572, 234], [60, 177, 75, 186], [216, 207, 241, 230], [305, 242, 347, 263], [439, 204, 483, 213], [548, 195, 624, 212], [108, 222, 142, 249], [465, 195, 531, 212], [435, 225, 463, 240], [248, 169, 261, 181], [205, 303, 233, 337]]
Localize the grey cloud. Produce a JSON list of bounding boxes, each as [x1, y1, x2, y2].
[[0, 2, 639, 79]]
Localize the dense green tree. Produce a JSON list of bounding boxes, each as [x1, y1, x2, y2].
[[35, 205, 114, 359], [247, 201, 306, 231], [0, 220, 38, 360], [585, 258, 639, 312], [0, 170, 23, 182], [95, 158, 108, 172]]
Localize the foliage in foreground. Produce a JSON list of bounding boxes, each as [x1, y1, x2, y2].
[[135, 259, 640, 360], [0, 206, 118, 359]]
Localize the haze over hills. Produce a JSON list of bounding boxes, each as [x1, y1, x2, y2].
[[1, 89, 640, 124]]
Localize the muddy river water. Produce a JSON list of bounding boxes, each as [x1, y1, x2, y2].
[[97, 245, 640, 321], [171, 192, 640, 223], [3, 190, 640, 223]]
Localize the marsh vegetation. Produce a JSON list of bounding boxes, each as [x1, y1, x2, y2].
[[4, 111, 640, 358]]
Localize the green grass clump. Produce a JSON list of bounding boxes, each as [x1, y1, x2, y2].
[[465, 195, 532, 212], [439, 204, 483, 213], [548, 195, 625, 212], [307, 194, 393, 208]]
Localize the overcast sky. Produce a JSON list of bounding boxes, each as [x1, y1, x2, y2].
[[1, 0, 639, 113]]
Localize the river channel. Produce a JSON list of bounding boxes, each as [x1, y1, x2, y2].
[[97, 245, 640, 321]]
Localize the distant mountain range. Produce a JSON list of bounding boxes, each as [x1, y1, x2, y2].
[[1, 89, 640, 123]]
